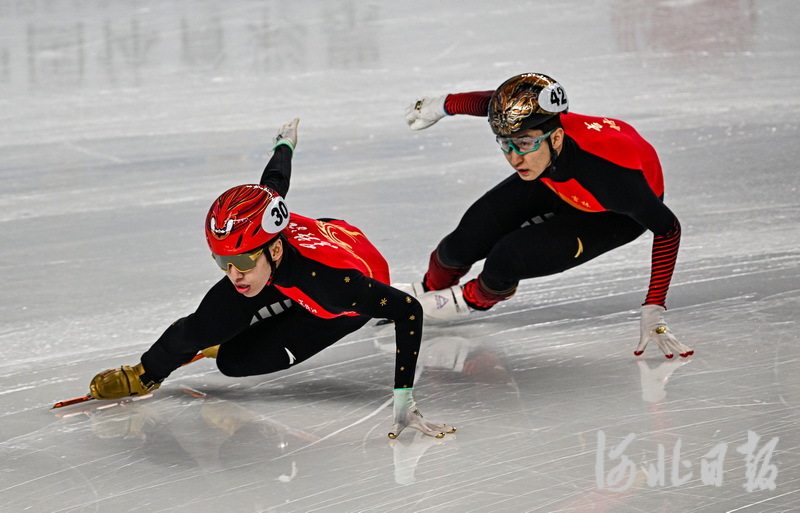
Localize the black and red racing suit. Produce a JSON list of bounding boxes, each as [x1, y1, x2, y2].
[[141, 145, 422, 390], [423, 91, 680, 309]]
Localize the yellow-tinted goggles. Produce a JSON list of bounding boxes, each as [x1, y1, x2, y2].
[[212, 248, 264, 273]]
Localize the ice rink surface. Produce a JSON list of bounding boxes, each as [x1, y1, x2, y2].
[[1, 1, 799, 511]]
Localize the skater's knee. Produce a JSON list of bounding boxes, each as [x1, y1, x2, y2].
[[437, 234, 474, 269], [483, 243, 528, 290]]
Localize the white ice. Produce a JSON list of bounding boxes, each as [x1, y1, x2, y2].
[[1, 1, 799, 512]]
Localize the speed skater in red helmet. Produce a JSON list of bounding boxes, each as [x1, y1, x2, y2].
[[87, 118, 454, 440], [404, 72, 692, 360]]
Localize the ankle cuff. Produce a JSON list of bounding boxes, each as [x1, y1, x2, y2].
[[423, 248, 470, 291], [462, 278, 515, 310]]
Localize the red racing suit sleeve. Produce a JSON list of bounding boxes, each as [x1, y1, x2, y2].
[[644, 218, 681, 307], [443, 90, 494, 116]]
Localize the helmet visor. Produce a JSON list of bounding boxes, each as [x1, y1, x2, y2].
[[212, 248, 264, 273]]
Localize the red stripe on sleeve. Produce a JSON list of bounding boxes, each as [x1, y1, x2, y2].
[[643, 219, 681, 307], [444, 91, 494, 116]]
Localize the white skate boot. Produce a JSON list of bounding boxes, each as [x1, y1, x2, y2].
[[418, 285, 472, 322]]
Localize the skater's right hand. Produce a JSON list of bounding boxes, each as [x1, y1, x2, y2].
[[388, 388, 456, 439], [634, 305, 693, 359], [273, 118, 299, 151], [405, 95, 448, 130]]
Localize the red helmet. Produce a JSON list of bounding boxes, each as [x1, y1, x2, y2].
[[205, 184, 290, 256]]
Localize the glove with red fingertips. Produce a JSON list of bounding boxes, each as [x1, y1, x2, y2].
[[634, 305, 694, 359]]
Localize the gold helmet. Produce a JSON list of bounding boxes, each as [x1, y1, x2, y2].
[[488, 73, 569, 136]]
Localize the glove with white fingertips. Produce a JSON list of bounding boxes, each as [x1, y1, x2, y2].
[[405, 95, 448, 130], [388, 388, 455, 439], [273, 118, 299, 151], [634, 305, 694, 359]]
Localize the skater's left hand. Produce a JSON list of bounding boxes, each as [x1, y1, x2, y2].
[[635, 305, 693, 359], [388, 388, 455, 439]]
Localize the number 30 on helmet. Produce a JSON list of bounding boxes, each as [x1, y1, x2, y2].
[[488, 73, 569, 137], [205, 184, 290, 256]]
